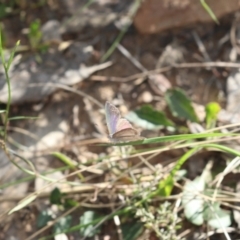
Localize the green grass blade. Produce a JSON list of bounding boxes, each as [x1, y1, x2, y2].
[[110, 132, 239, 146], [52, 152, 85, 181], [8, 116, 39, 121], [8, 194, 37, 214], [101, 0, 141, 62], [6, 40, 20, 70], [200, 0, 219, 24], [158, 147, 201, 196], [202, 143, 240, 156]]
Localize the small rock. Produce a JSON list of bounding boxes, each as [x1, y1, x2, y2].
[[97, 85, 116, 101], [0, 47, 111, 103], [41, 20, 61, 43], [139, 91, 153, 103], [134, 0, 240, 34]]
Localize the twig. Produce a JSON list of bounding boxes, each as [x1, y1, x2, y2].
[[212, 156, 240, 201], [198, 227, 240, 240], [101, 0, 142, 62], [169, 198, 181, 239], [138, 154, 156, 172], [26, 203, 81, 240], [192, 30, 211, 62], [25, 82, 104, 108], [117, 43, 147, 72], [113, 215, 123, 240], [192, 30, 224, 102], [230, 14, 240, 55], [90, 61, 240, 83]]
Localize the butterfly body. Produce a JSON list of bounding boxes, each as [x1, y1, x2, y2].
[[105, 101, 143, 142]]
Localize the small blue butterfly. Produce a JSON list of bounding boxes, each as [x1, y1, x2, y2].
[[105, 101, 143, 142]]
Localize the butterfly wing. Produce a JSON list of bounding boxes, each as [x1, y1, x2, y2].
[[116, 118, 134, 132], [105, 101, 121, 136], [112, 128, 144, 142]]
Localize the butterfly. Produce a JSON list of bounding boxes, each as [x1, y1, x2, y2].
[[105, 101, 144, 142]]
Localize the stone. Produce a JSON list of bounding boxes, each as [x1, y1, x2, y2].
[[134, 0, 240, 34]]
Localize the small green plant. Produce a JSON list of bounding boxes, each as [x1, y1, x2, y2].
[[28, 19, 42, 50], [205, 102, 221, 129], [136, 202, 182, 240], [127, 88, 221, 132]]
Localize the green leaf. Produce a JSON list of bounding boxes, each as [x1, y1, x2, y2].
[[122, 221, 143, 240], [28, 19, 42, 48], [8, 194, 37, 214], [158, 147, 200, 196], [204, 203, 231, 229], [79, 211, 101, 237], [165, 88, 199, 122], [37, 209, 53, 228], [158, 176, 174, 197], [64, 198, 79, 208], [182, 177, 205, 225], [126, 104, 174, 130], [54, 215, 72, 234], [29, 19, 41, 37], [205, 102, 221, 129], [50, 187, 62, 205]]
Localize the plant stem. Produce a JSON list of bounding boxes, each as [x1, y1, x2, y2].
[[0, 28, 19, 141], [3, 65, 11, 141]]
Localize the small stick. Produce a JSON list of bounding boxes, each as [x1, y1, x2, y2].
[[117, 43, 148, 72]]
